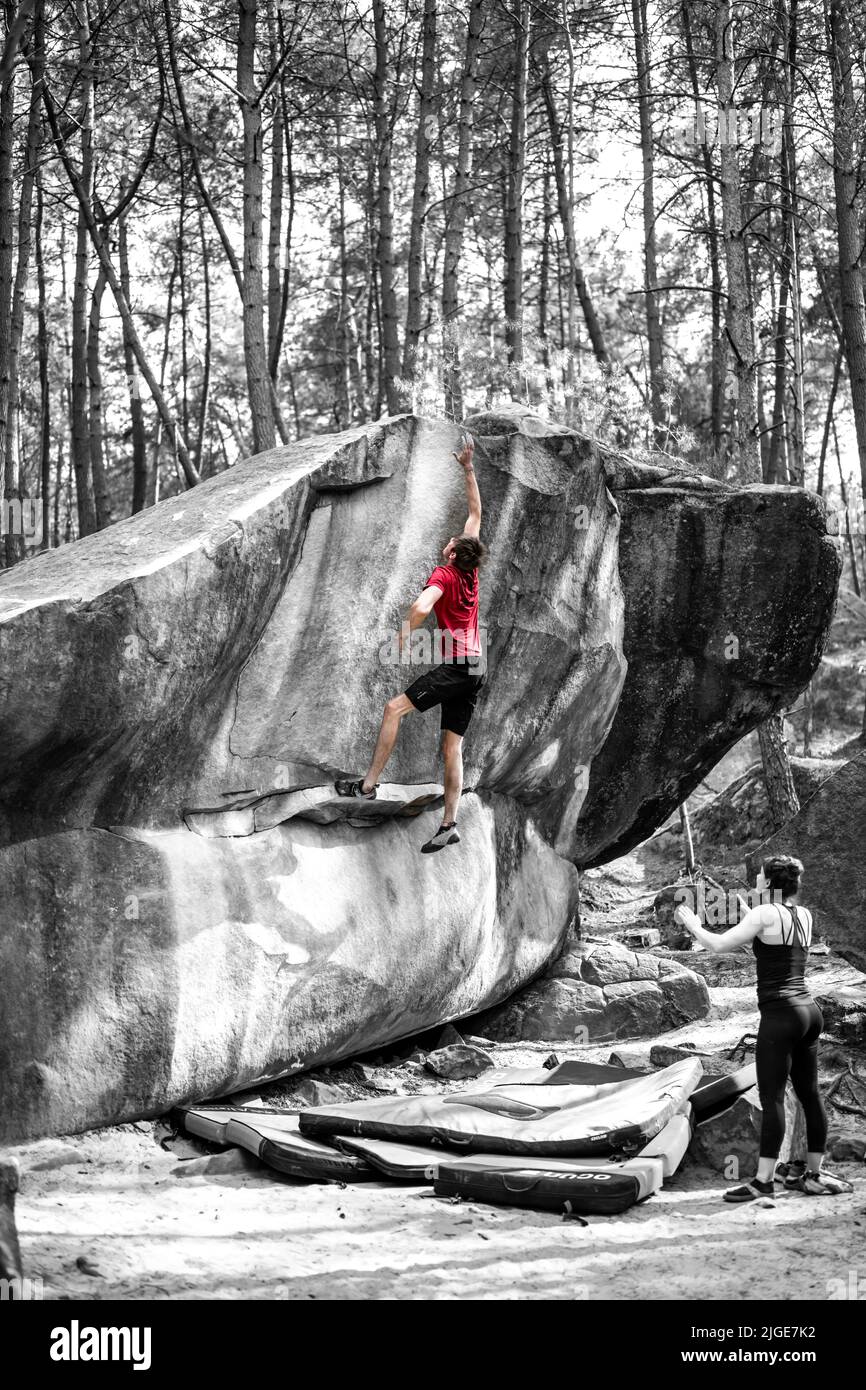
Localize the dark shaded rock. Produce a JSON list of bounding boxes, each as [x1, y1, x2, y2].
[[574, 482, 839, 866], [693, 757, 845, 857], [814, 984, 866, 1043], [750, 750, 866, 973], [689, 1085, 806, 1172], [827, 1134, 866, 1162], [0, 1156, 23, 1283], [425, 1044, 494, 1080], [434, 1024, 465, 1050]]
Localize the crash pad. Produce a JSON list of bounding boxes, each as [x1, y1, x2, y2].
[[337, 1121, 686, 1197], [690, 1064, 758, 1122], [178, 1106, 375, 1181], [433, 1165, 643, 1215], [298, 1058, 702, 1156]]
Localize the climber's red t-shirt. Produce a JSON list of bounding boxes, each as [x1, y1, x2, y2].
[[426, 563, 480, 660]]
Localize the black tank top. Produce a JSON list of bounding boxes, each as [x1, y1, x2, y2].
[[753, 904, 812, 1007]]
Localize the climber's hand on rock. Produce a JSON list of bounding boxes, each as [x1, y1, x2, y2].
[[453, 433, 475, 470]]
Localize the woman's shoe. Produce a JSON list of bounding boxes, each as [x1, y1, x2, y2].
[[782, 1160, 806, 1188], [792, 1168, 854, 1196], [723, 1178, 776, 1203]]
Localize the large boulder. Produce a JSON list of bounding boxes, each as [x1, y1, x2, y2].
[[750, 750, 866, 973], [0, 415, 839, 1139], [467, 939, 710, 1042]]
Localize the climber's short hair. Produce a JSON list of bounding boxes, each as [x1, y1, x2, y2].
[[762, 854, 804, 899], [453, 534, 487, 573]]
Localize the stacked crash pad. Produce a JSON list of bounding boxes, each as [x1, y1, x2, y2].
[[176, 1056, 758, 1216]]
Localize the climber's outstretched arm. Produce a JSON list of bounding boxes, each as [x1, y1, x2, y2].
[[454, 434, 481, 538]]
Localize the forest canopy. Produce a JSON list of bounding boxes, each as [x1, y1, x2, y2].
[[0, 0, 864, 584]]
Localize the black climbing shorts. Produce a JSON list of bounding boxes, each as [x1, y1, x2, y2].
[[404, 660, 486, 737]]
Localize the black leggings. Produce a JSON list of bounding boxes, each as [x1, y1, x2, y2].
[[756, 1000, 827, 1160]]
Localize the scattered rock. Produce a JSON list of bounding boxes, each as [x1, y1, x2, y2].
[[425, 1044, 494, 1081], [607, 1050, 652, 1071], [689, 1084, 806, 1172], [618, 927, 661, 949], [172, 1149, 261, 1178], [469, 940, 708, 1043], [649, 1043, 707, 1068], [290, 1077, 354, 1108], [827, 1133, 866, 1163], [350, 1063, 396, 1092], [652, 948, 756, 988], [463, 1034, 495, 1049], [20, 1140, 86, 1173], [75, 1255, 104, 1278], [0, 1155, 22, 1282], [542, 1053, 561, 1070], [815, 985, 866, 1044]]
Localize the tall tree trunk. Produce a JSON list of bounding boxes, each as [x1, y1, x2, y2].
[[715, 0, 762, 481], [35, 160, 50, 549], [441, 0, 484, 420], [538, 56, 611, 371], [372, 0, 401, 415], [632, 0, 664, 443], [402, 0, 436, 390], [0, 2, 16, 565], [237, 0, 275, 452], [826, 0, 866, 505], [119, 183, 148, 514], [503, 0, 530, 387], [5, 19, 41, 562], [333, 101, 352, 430], [758, 714, 800, 828], [681, 0, 726, 470], [816, 342, 843, 496], [196, 204, 212, 475], [266, 2, 283, 387], [69, 0, 98, 536], [835, 417, 862, 597], [41, 82, 199, 486], [87, 266, 112, 528]]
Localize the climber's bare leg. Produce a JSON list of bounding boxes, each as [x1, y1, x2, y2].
[[359, 693, 415, 793], [441, 729, 464, 825]]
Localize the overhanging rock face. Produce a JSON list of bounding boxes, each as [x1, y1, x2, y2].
[[0, 415, 840, 1140]]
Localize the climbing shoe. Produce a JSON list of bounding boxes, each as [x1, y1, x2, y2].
[[791, 1168, 854, 1196], [421, 822, 461, 854], [780, 1160, 806, 1188], [723, 1178, 776, 1203], [334, 778, 377, 799]]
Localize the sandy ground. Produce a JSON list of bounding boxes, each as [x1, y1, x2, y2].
[[13, 973, 866, 1303]]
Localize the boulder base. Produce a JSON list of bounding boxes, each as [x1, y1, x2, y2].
[[468, 939, 710, 1043]]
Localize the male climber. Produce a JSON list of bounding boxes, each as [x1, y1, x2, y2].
[[335, 434, 487, 853]]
